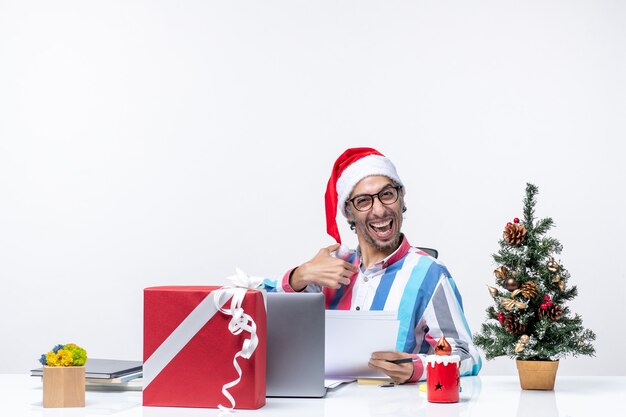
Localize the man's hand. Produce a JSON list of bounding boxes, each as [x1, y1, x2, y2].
[[368, 351, 414, 385], [289, 244, 359, 292]]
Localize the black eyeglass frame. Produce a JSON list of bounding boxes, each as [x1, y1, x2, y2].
[[346, 185, 403, 212]]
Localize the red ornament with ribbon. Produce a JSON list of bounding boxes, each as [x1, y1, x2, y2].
[[426, 336, 460, 403]]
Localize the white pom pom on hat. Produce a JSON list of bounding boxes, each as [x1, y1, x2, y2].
[[325, 147, 403, 244]]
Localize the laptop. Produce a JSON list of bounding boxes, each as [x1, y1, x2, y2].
[[266, 292, 326, 397]]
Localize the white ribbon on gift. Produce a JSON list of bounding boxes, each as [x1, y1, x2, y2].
[[213, 268, 264, 412], [226, 267, 264, 291], [143, 268, 265, 412]]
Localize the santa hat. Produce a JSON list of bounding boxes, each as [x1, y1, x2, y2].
[[325, 147, 403, 244]]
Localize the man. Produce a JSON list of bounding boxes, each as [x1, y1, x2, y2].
[[278, 147, 481, 384]]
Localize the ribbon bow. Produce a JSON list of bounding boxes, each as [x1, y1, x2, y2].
[[213, 269, 263, 412], [226, 268, 264, 290], [500, 297, 527, 311]]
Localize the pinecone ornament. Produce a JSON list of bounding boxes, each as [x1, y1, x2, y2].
[[502, 314, 527, 334], [538, 304, 564, 321], [519, 281, 538, 299], [503, 222, 526, 246]]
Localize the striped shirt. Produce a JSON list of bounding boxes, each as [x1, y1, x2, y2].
[[272, 235, 482, 382]]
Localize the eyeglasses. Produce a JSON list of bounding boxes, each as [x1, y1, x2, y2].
[[347, 185, 402, 212]]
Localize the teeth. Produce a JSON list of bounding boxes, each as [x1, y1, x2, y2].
[[371, 219, 392, 228]]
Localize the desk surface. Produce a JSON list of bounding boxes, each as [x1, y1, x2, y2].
[[2, 374, 624, 417]]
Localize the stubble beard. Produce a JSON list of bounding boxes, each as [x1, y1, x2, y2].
[[354, 209, 403, 253]]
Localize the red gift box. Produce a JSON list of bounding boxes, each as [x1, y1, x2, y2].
[[143, 286, 266, 409]]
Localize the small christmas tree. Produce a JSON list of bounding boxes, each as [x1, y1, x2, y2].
[[474, 183, 596, 361]]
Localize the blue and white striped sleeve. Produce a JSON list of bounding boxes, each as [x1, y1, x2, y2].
[[407, 267, 482, 381]]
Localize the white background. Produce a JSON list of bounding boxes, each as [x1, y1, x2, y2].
[[1, 0, 624, 376]]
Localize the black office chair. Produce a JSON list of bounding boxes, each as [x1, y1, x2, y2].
[[416, 247, 438, 259]]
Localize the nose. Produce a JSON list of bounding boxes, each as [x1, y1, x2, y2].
[[371, 195, 386, 215]]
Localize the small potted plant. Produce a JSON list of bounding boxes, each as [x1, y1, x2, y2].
[[473, 184, 595, 390], [39, 343, 87, 407]]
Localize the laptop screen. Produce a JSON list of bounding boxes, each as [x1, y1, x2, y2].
[[266, 292, 326, 397]]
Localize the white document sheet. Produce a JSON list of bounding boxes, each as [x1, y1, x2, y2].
[[325, 310, 400, 378]]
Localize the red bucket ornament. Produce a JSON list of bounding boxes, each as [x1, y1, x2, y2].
[[426, 336, 460, 403]]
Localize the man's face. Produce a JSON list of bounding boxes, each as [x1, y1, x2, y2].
[[346, 175, 404, 253]]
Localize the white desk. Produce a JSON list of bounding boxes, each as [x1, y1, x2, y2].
[[2, 374, 624, 417]]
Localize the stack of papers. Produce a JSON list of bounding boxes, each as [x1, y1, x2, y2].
[[325, 310, 399, 379]]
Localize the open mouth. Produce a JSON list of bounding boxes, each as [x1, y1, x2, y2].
[[369, 219, 394, 239]]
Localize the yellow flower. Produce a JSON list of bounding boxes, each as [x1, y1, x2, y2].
[[58, 350, 73, 366], [45, 349, 74, 367], [45, 351, 58, 366]]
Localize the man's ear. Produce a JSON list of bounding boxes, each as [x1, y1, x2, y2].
[[345, 205, 357, 232], [344, 204, 354, 222]]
